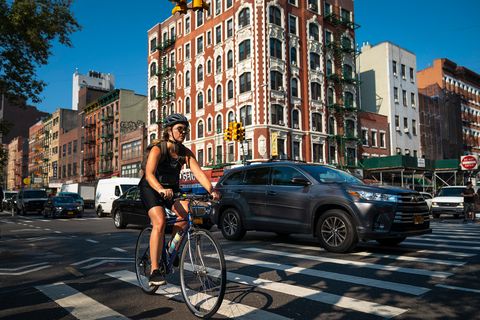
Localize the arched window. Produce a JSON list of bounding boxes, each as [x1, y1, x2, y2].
[[238, 8, 250, 28], [216, 114, 223, 133], [149, 86, 156, 101], [227, 50, 233, 68], [239, 72, 251, 93], [271, 104, 284, 125], [343, 64, 353, 80], [216, 85, 222, 103], [197, 64, 204, 82], [327, 88, 335, 106], [207, 88, 212, 104], [227, 80, 234, 99], [228, 111, 234, 123], [239, 40, 251, 61], [269, 38, 282, 59], [207, 117, 212, 132], [341, 37, 352, 50], [292, 109, 300, 129], [270, 71, 283, 91], [150, 109, 156, 125], [312, 112, 322, 132], [311, 82, 321, 100], [216, 55, 222, 73], [185, 97, 191, 113], [291, 78, 298, 97], [240, 105, 252, 126], [309, 23, 319, 41], [197, 120, 204, 138], [345, 119, 355, 137], [150, 62, 157, 77], [207, 59, 212, 74], [268, 6, 281, 26], [185, 71, 191, 87], [170, 103, 174, 114], [197, 92, 204, 110], [326, 60, 333, 75], [328, 116, 335, 134], [290, 47, 297, 65], [344, 92, 354, 108]]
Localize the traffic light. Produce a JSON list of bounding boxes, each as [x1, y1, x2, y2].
[[238, 126, 245, 141], [192, 0, 210, 11], [171, 0, 187, 15], [232, 122, 241, 141], [223, 128, 232, 141]]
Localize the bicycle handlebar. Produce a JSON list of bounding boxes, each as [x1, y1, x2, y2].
[[159, 192, 217, 203]]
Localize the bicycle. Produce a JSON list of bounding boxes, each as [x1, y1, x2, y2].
[[134, 193, 226, 318]]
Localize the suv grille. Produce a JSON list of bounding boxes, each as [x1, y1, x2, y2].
[[438, 202, 460, 207], [393, 194, 430, 229]]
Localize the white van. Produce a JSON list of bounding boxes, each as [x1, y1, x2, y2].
[[95, 178, 140, 217]]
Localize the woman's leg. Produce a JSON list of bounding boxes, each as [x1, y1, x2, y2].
[[172, 200, 189, 235], [148, 206, 166, 272]]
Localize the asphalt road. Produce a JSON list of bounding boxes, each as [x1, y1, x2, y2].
[[1, 209, 480, 319]]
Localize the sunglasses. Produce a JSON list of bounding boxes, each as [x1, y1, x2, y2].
[[174, 127, 190, 134]]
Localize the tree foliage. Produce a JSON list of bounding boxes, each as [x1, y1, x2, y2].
[[0, 0, 81, 103]]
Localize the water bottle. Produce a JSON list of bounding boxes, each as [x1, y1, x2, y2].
[[168, 230, 183, 254]]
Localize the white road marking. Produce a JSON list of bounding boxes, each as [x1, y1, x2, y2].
[[436, 284, 480, 294], [11, 229, 43, 232], [402, 241, 480, 251], [108, 270, 294, 320], [81, 259, 133, 270], [54, 231, 62, 234], [243, 248, 452, 278], [72, 257, 133, 266], [36, 282, 128, 319], [222, 254, 429, 295], [44, 228, 51, 231], [112, 247, 127, 253], [416, 249, 475, 257], [86, 239, 99, 244], [410, 237, 480, 245], [0, 263, 51, 276]]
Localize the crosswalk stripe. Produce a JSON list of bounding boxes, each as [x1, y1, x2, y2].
[[432, 231, 480, 236], [419, 234, 479, 240], [242, 248, 452, 278], [432, 226, 480, 232], [86, 239, 99, 244], [82, 259, 133, 269], [407, 237, 480, 245], [272, 243, 466, 266], [112, 247, 127, 253], [107, 270, 293, 320], [224, 268, 407, 318], [222, 254, 429, 295], [72, 257, 132, 266], [36, 282, 128, 319], [435, 284, 480, 294], [402, 241, 480, 251], [416, 249, 475, 257]]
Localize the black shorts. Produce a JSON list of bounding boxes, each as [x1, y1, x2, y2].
[[138, 179, 178, 212]]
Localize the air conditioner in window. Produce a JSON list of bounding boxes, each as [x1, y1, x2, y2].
[[278, 120, 284, 126], [395, 126, 400, 131], [309, 35, 315, 40], [308, 3, 316, 10], [277, 86, 284, 92], [312, 126, 317, 131], [394, 98, 399, 103], [315, 67, 321, 72], [293, 124, 299, 129], [404, 127, 409, 133]]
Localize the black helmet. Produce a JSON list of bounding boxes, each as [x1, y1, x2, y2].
[[163, 113, 189, 128]]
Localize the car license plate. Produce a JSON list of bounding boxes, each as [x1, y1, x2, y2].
[[414, 215, 424, 224], [193, 218, 203, 225], [68, 211, 74, 215]]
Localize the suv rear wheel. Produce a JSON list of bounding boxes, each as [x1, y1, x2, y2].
[[220, 208, 246, 241], [317, 209, 358, 253]]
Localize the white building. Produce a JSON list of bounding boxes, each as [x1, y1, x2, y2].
[[72, 70, 115, 110], [357, 42, 421, 158]]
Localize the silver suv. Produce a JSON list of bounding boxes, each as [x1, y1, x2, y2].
[[16, 189, 48, 215], [214, 162, 431, 253]]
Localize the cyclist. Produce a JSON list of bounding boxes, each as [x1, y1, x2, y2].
[[139, 113, 220, 286]]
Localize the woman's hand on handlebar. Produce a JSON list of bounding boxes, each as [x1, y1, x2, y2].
[[210, 190, 221, 201], [158, 188, 174, 199]]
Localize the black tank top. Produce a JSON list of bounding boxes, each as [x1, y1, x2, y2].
[[141, 143, 187, 189]]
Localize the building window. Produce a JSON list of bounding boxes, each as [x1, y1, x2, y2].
[[215, 25, 222, 44], [238, 8, 250, 28], [324, 2, 332, 15], [288, 15, 297, 35], [311, 82, 321, 100], [197, 92, 204, 110], [185, 17, 190, 33], [185, 71, 191, 87], [343, 64, 353, 80], [371, 131, 377, 147], [239, 72, 251, 93], [227, 80, 234, 99], [292, 109, 300, 129], [216, 85, 222, 103], [227, 144, 234, 162], [270, 71, 283, 91], [327, 87, 334, 105], [197, 149, 204, 167], [207, 88, 212, 104], [328, 117, 335, 134], [216, 55, 222, 73], [197, 64, 204, 82], [404, 117, 408, 131], [150, 109, 157, 125], [197, 120, 204, 139], [290, 47, 297, 65], [411, 92, 415, 107], [313, 143, 323, 163], [392, 60, 397, 75], [121, 163, 141, 178], [73, 140, 77, 153], [226, 19, 233, 38], [412, 119, 417, 135], [310, 52, 321, 70], [239, 40, 251, 61], [380, 132, 385, 148], [149, 86, 156, 101], [271, 104, 284, 125], [185, 97, 190, 113], [344, 92, 354, 108], [312, 112, 322, 132], [410, 67, 414, 82], [206, 30, 212, 46], [326, 59, 333, 75], [308, 0, 318, 12], [291, 78, 298, 97], [325, 30, 332, 45], [216, 145, 223, 164], [288, 0, 297, 5], [227, 50, 233, 69], [150, 37, 157, 53], [207, 117, 212, 132], [215, 0, 221, 15], [196, 10, 204, 27], [150, 62, 157, 77], [196, 36, 204, 54], [309, 23, 319, 41], [207, 59, 212, 74], [394, 87, 399, 102], [228, 111, 234, 123], [413, 150, 418, 158], [345, 120, 355, 137], [401, 64, 406, 79], [216, 114, 222, 133], [395, 115, 399, 128], [185, 43, 190, 59], [240, 105, 252, 126], [402, 90, 407, 106], [270, 38, 282, 59], [361, 129, 368, 146], [269, 6, 281, 26]]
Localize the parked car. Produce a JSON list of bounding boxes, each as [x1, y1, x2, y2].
[[420, 192, 433, 211], [43, 196, 83, 218], [57, 192, 84, 214], [213, 161, 431, 253], [95, 177, 140, 217], [431, 186, 467, 219], [2, 191, 18, 212], [16, 189, 48, 215], [111, 186, 213, 230]]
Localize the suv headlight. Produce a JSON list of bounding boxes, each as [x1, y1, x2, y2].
[[348, 190, 398, 202], [77, 206, 83, 210], [56, 207, 63, 211]]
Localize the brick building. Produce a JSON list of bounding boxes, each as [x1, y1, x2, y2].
[[417, 58, 480, 158], [58, 126, 81, 183], [119, 124, 147, 178], [28, 121, 46, 189], [357, 111, 390, 159], [147, 0, 358, 167], [6, 136, 28, 190]]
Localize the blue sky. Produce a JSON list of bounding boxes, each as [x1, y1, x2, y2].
[[35, 0, 480, 113]]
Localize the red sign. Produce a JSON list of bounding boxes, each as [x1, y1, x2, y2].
[[461, 155, 478, 170]]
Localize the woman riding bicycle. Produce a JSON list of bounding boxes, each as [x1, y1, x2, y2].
[[139, 113, 220, 286]]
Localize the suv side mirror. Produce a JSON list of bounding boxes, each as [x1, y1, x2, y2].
[[115, 187, 121, 197], [291, 177, 311, 186]]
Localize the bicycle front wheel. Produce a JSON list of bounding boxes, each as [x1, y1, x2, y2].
[[135, 227, 159, 294], [179, 229, 226, 318]]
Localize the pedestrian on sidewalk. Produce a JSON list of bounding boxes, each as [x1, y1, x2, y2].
[[461, 181, 475, 223]]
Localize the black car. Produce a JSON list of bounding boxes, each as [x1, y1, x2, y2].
[[213, 161, 432, 253], [112, 186, 213, 230], [2, 191, 18, 212], [16, 189, 48, 215], [43, 196, 83, 218]]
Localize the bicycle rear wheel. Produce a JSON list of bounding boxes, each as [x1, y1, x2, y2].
[[135, 227, 159, 294], [179, 229, 226, 318]]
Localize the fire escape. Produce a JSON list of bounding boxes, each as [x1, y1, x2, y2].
[[324, 8, 360, 168], [83, 121, 96, 181], [156, 35, 176, 127], [100, 111, 114, 176]]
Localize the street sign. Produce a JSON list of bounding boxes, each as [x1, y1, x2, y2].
[[461, 155, 478, 170], [23, 177, 31, 185], [417, 158, 425, 168]]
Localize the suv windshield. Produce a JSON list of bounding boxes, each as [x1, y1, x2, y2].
[[300, 165, 363, 185], [23, 190, 48, 198], [437, 187, 466, 197], [4, 192, 17, 199], [120, 185, 137, 193], [53, 197, 75, 204], [60, 193, 81, 200]]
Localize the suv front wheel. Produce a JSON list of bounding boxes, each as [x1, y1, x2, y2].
[[220, 208, 246, 241], [317, 209, 358, 253]]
